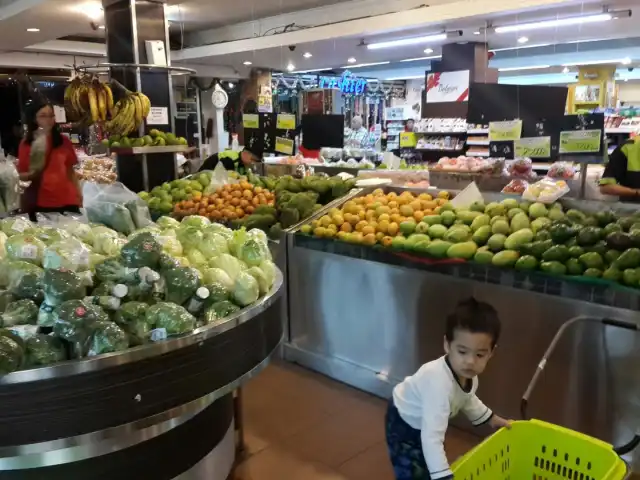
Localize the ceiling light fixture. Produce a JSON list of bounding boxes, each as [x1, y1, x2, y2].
[[386, 75, 426, 80], [243, 61, 252, 66], [347, 57, 357, 64], [562, 58, 632, 67], [473, 31, 481, 35], [74, 2, 104, 20], [562, 67, 570, 74], [517, 36, 529, 44], [498, 65, 551, 72], [26, 28, 40, 32], [98, 25, 105, 30], [491, 43, 552, 52], [228, 82, 234, 89], [292, 67, 333, 73], [340, 61, 390, 68], [303, 52, 312, 58], [400, 55, 442, 63], [286, 63, 295, 71], [367, 33, 447, 50], [494, 13, 613, 33], [424, 48, 434, 54]]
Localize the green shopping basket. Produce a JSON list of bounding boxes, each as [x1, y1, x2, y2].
[[451, 316, 640, 480]]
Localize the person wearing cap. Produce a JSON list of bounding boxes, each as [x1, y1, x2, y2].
[[18, 101, 82, 220], [198, 147, 260, 176], [599, 135, 640, 201]]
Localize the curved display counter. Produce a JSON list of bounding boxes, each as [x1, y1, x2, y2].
[[0, 271, 284, 479]]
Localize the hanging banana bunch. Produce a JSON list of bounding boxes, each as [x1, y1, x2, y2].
[[104, 80, 151, 137]]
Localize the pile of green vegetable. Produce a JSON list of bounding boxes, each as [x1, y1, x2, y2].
[[0, 214, 277, 376], [240, 173, 356, 238]]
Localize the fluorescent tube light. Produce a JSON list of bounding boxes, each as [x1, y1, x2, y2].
[[495, 13, 612, 33], [498, 65, 551, 72], [386, 75, 426, 80], [292, 67, 333, 73], [491, 43, 552, 52], [399, 55, 442, 63], [367, 33, 447, 50], [340, 61, 390, 68], [562, 58, 632, 67]]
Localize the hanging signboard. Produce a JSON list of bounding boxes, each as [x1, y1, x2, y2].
[[515, 136, 551, 158], [276, 114, 296, 130], [275, 137, 294, 155], [399, 132, 417, 148], [319, 70, 367, 95], [559, 130, 602, 154], [489, 120, 523, 142], [426, 70, 470, 103], [242, 114, 259, 129]]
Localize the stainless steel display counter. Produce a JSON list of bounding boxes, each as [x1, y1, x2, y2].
[[0, 272, 284, 479], [282, 201, 640, 469]]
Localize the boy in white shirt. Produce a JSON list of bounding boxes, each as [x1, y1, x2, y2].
[[386, 298, 510, 479]]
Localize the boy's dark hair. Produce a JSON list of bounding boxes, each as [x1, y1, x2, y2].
[[445, 297, 501, 348]]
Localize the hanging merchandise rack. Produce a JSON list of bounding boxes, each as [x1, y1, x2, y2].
[[75, 63, 197, 76]]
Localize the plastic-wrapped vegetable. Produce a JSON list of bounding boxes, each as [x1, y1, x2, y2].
[[209, 253, 245, 281], [163, 266, 200, 305], [87, 320, 129, 356], [232, 271, 259, 307], [95, 258, 157, 285], [146, 302, 196, 336], [205, 282, 230, 304], [177, 226, 204, 250], [1, 217, 33, 237], [156, 216, 180, 229], [0, 231, 7, 258], [114, 301, 152, 346], [246, 267, 270, 296], [202, 268, 234, 291], [185, 248, 207, 270], [0, 155, 20, 213], [157, 235, 183, 257], [86, 202, 136, 235], [0, 290, 13, 313], [93, 231, 125, 256], [259, 260, 276, 290], [0, 330, 24, 374], [158, 253, 181, 271], [65, 219, 94, 245], [7, 261, 43, 303], [25, 334, 66, 367], [32, 227, 71, 245], [204, 300, 240, 325], [89, 252, 107, 270], [6, 234, 46, 265], [247, 229, 268, 245], [180, 215, 210, 229], [127, 226, 161, 240], [197, 233, 228, 259], [38, 269, 85, 327], [125, 200, 153, 229], [2, 299, 38, 326], [52, 300, 101, 358], [43, 238, 91, 272], [238, 238, 271, 267], [120, 232, 161, 269], [204, 223, 233, 240]]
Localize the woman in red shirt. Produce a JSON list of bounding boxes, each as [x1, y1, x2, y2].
[[18, 102, 82, 221]]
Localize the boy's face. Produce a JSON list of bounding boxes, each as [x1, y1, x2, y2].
[[444, 330, 495, 380]]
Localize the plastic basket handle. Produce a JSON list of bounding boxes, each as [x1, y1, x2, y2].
[[520, 316, 639, 455]]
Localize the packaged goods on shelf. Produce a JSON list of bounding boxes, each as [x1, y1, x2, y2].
[[501, 178, 529, 194], [522, 177, 570, 203], [414, 118, 467, 133], [416, 136, 465, 151], [506, 158, 537, 180], [433, 156, 505, 174], [547, 162, 577, 180], [76, 155, 117, 184]]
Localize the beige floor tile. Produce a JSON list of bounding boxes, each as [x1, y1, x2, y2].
[[233, 443, 349, 480], [338, 441, 395, 480]]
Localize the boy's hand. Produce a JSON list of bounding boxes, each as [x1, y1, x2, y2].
[[489, 415, 512, 430]]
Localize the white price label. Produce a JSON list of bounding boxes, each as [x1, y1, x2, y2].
[[21, 244, 38, 260], [150, 328, 168, 342], [147, 107, 169, 126]]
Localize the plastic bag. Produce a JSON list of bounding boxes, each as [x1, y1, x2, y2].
[[24, 334, 66, 367], [0, 217, 33, 237], [146, 302, 196, 336], [522, 177, 571, 204], [125, 200, 153, 229], [43, 238, 91, 271], [7, 261, 43, 302], [0, 154, 20, 213], [547, 161, 576, 179], [6, 234, 46, 265], [163, 266, 200, 305], [0, 331, 24, 375], [83, 182, 142, 235], [501, 179, 529, 194], [120, 232, 162, 269], [38, 269, 85, 327], [52, 299, 102, 358], [114, 301, 152, 346], [204, 162, 234, 195], [87, 320, 128, 356], [204, 300, 240, 325], [2, 299, 38, 327]]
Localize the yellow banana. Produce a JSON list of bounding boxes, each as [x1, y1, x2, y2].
[[87, 85, 99, 124], [131, 94, 143, 128], [97, 85, 107, 122], [137, 93, 151, 117], [104, 83, 114, 118]]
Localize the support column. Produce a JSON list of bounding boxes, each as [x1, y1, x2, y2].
[[431, 42, 498, 84], [103, 0, 176, 192]]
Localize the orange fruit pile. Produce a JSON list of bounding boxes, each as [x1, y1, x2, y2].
[[174, 181, 275, 221]]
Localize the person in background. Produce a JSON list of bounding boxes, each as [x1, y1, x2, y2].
[[386, 298, 511, 480], [405, 119, 415, 132], [18, 102, 82, 221], [599, 135, 640, 201], [198, 145, 261, 176]]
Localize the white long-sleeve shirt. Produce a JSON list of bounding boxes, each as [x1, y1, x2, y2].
[[392, 355, 493, 479]]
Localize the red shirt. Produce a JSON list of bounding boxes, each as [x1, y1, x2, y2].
[[18, 135, 80, 208]]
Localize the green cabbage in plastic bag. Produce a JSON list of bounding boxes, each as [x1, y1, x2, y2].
[[232, 271, 259, 307], [246, 266, 270, 296], [259, 260, 276, 290], [146, 302, 196, 336], [204, 300, 240, 325], [6, 234, 46, 265], [181, 215, 210, 229], [0, 231, 8, 258], [204, 223, 233, 240], [7, 261, 43, 303], [32, 227, 71, 245], [2, 299, 38, 326], [1, 217, 33, 237], [185, 248, 207, 269], [202, 268, 234, 290], [247, 228, 268, 245], [177, 226, 204, 250], [68, 222, 94, 245], [157, 216, 180, 229], [238, 238, 270, 267], [127, 226, 161, 240], [120, 233, 162, 269], [228, 228, 248, 258], [43, 238, 91, 272], [209, 253, 245, 281], [157, 235, 183, 257], [87, 320, 129, 356], [198, 233, 228, 259], [163, 266, 200, 305], [114, 301, 152, 346], [25, 334, 66, 367]]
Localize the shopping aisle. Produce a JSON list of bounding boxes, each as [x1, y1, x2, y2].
[[233, 361, 479, 480]]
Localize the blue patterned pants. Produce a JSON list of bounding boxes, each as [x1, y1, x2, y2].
[[385, 401, 431, 480]]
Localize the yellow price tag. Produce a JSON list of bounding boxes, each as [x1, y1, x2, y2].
[[489, 120, 523, 142], [399, 132, 417, 148], [515, 137, 551, 158], [275, 137, 294, 155], [276, 114, 296, 130], [243, 114, 259, 129], [559, 130, 601, 154]]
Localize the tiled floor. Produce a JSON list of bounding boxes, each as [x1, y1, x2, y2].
[[232, 361, 479, 480]]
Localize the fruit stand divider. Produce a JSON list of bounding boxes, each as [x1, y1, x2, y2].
[[280, 185, 640, 467]]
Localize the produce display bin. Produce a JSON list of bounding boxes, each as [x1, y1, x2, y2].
[[0, 272, 284, 480], [281, 186, 640, 470]]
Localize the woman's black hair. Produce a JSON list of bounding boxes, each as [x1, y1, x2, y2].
[[24, 101, 63, 149]]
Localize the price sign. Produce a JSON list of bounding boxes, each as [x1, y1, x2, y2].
[[276, 114, 296, 130], [399, 132, 417, 148], [489, 120, 523, 142], [275, 136, 294, 155], [515, 136, 551, 158], [242, 114, 259, 129], [559, 129, 602, 154]]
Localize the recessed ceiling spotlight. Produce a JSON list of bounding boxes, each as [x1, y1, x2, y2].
[[562, 67, 570, 74], [26, 28, 40, 32], [98, 25, 105, 30], [243, 61, 252, 66], [303, 52, 312, 58], [622, 57, 632, 65], [286, 63, 295, 71], [347, 57, 357, 64], [518, 36, 529, 44], [228, 82, 234, 89], [424, 48, 434, 54], [473, 31, 481, 35]]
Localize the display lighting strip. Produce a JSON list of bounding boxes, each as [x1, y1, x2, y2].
[[494, 12, 613, 33], [367, 33, 447, 50]]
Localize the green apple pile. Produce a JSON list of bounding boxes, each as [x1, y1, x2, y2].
[[138, 172, 211, 214], [102, 129, 188, 149]]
